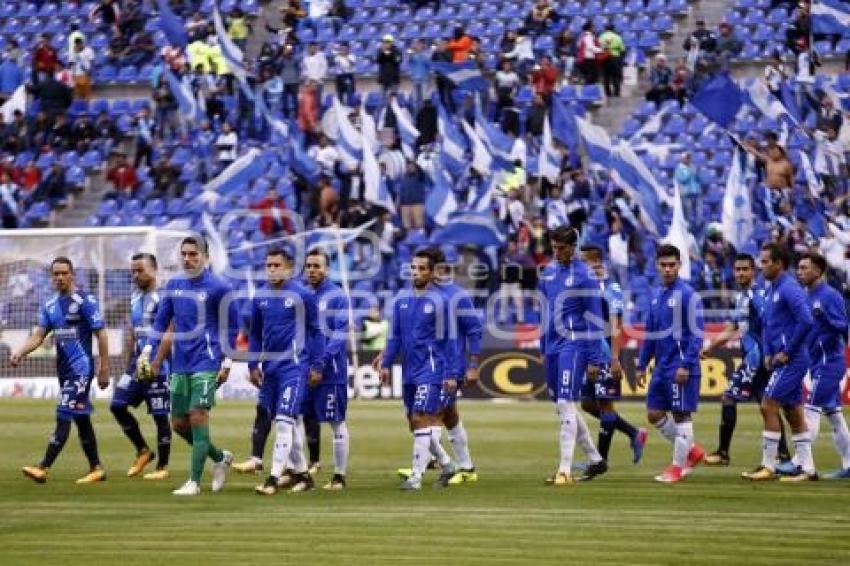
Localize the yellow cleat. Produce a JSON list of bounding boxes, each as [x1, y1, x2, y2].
[[143, 468, 170, 480], [232, 459, 264, 474], [397, 468, 413, 480], [75, 467, 106, 484], [703, 452, 730, 466], [741, 466, 776, 481], [447, 469, 478, 485], [545, 472, 574, 486], [255, 476, 278, 496], [22, 465, 48, 484], [308, 461, 322, 476], [779, 470, 819, 483], [127, 449, 155, 477]]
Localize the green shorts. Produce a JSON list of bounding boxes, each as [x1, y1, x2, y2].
[[170, 372, 217, 417]]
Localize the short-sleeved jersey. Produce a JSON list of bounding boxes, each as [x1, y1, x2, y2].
[[732, 286, 765, 368], [38, 290, 104, 378], [127, 289, 169, 376]]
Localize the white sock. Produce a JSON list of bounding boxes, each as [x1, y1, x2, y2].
[[271, 418, 295, 479], [288, 417, 308, 474], [792, 432, 815, 474], [430, 426, 452, 467], [576, 411, 602, 463], [412, 428, 432, 479], [448, 422, 474, 470], [250, 456, 262, 466], [673, 421, 694, 469], [805, 405, 822, 445], [762, 431, 781, 471], [557, 401, 578, 474], [655, 414, 677, 444], [826, 410, 850, 469], [330, 421, 349, 476]]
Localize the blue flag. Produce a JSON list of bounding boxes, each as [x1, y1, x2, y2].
[[157, 0, 188, 49], [425, 157, 458, 226], [690, 73, 743, 129], [610, 143, 668, 236], [290, 140, 320, 184], [437, 101, 468, 177], [164, 69, 201, 122], [204, 149, 269, 194], [430, 61, 489, 92], [551, 96, 578, 150], [780, 81, 802, 123], [433, 211, 506, 248], [811, 0, 850, 34]]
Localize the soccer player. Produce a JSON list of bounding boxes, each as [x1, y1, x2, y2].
[[538, 227, 608, 485], [110, 253, 173, 480], [137, 236, 237, 496], [302, 248, 350, 490], [579, 245, 648, 467], [14, 257, 110, 484], [742, 243, 816, 482], [636, 244, 705, 484], [252, 248, 325, 495], [432, 247, 482, 486], [701, 253, 793, 470], [797, 252, 850, 479], [380, 248, 456, 490]]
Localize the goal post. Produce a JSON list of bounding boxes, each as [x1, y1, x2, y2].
[[0, 227, 190, 381]]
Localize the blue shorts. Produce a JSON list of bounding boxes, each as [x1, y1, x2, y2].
[[258, 366, 307, 419], [764, 361, 807, 406], [411, 383, 443, 416], [646, 366, 700, 413], [57, 374, 94, 418], [111, 373, 170, 416], [440, 378, 463, 410], [303, 383, 348, 422], [580, 365, 621, 401], [546, 348, 588, 402], [403, 383, 416, 415], [808, 362, 845, 411]]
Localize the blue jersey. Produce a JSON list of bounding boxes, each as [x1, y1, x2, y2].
[[538, 258, 607, 364], [382, 285, 453, 385], [148, 269, 239, 374], [807, 281, 848, 366], [38, 289, 104, 379], [311, 277, 349, 386], [732, 286, 765, 368], [248, 279, 325, 375], [637, 278, 704, 373], [599, 277, 624, 359], [126, 289, 169, 377], [762, 272, 812, 362], [438, 281, 483, 379]]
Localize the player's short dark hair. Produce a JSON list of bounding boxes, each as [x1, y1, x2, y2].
[[306, 247, 331, 266], [580, 244, 603, 261], [734, 253, 755, 267], [413, 248, 438, 270], [760, 242, 790, 268], [131, 252, 158, 269], [657, 244, 681, 261], [181, 236, 208, 255], [550, 225, 579, 245], [419, 245, 446, 265], [800, 251, 827, 274], [50, 257, 74, 272], [267, 247, 293, 262]]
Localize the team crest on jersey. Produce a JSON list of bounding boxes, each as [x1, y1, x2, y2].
[[68, 302, 79, 314], [145, 302, 156, 313], [319, 301, 327, 311], [667, 298, 676, 307], [87, 295, 97, 304], [814, 300, 821, 310], [198, 291, 207, 302], [564, 276, 574, 287], [423, 303, 434, 314], [284, 298, 294, 308], [773, 293, 779, 302]]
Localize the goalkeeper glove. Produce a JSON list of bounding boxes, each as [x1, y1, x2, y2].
[[136, 345, 153, 382]]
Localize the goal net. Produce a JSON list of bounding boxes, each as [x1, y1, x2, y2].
[[0, 227, 189, 382]]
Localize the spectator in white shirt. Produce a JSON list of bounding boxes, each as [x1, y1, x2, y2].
[[68, 38, 95, 99], [333, 42, 357, 104], [308, 134, 340, 177], [215, 122, 238, 168], [302, 41, 329, 83]]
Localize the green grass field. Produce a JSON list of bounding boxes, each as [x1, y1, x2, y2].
[[1, 399, 849, 565]]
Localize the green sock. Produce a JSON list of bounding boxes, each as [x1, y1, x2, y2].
[[175, 427, 193, 445], [177, 426, 220, 460], [190, 425, 210, 482]]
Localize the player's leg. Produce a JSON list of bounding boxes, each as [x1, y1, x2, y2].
[[22, 413, 73, 483], [744, 366, 792, 480], [256, 370, 307, 495], [706, 395, 736, 466], [111, 377, 154, 477], [444, 401, 478, 485], [170, 374, 197, 492], [401, 384, 443, 490], [752, 367, 793, 470], [824, 408, 850, 478], [60, 374, 105, 484], [321, 384, 349, 490], [143, 379, 172, 480], [234, 377, 275, 474], [779, 403, 817, 481], [397, 383, 439, 479], [303, 414, 322, 474]]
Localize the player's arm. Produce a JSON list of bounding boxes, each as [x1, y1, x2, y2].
[[94, 328, 110, 389], [610, 311, 624, 379], [305, 292, 326, 387], [380, 297, 402, 385], [458, 293, 483, 386], [677, 290, 704, 384], [820, 290, 849, 337], [216, 280, 240, 385], [10, 326, 48, 366], [322, 293, 349, 367], [780, 286, 813, 362], [123, 324, 136, 376], [146, 287, 174, 370], [636, 301, 656, 386], [584, 275, 607, 378], [537, 275, 547, 359], [702, 320, 738, 357], [247, 297, 264, 387]]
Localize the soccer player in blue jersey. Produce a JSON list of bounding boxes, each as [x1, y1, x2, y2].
[[381, 248, 456, 490], [252, 248, 325, 495], [539, 227, 608, 486], [138, 236, 238, 495], [110, 253, 173, 480], [431, 247, 482, 486], [579, 245, 647, 469], [302, 248, 350, 490], [742, 243, 816, 481], [797, 252, 850, 479], [636, 244, 705, 484], [14, 257, 110, 484], [702, 253, 793, 469]]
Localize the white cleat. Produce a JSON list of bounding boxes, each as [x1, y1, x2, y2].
[[211, 450, 233, 493], [172, 479, 201, 496]]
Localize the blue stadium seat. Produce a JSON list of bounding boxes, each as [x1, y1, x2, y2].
[[143, 198, 165, 217], [96, 199, 118, 218], [652, 14, 673, 33], [96, 65, 117, 83], [84, 215, 101, 227], [240, 0, 259, 15], [81, 149, 103, 169], [166, 198, 187, 216], [579, 84, 603, 104]]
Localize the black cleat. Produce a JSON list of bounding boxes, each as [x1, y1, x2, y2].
[[290, 472, 315, 492], [578, 459, 608, 482], [323, 473, 347, 490]]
